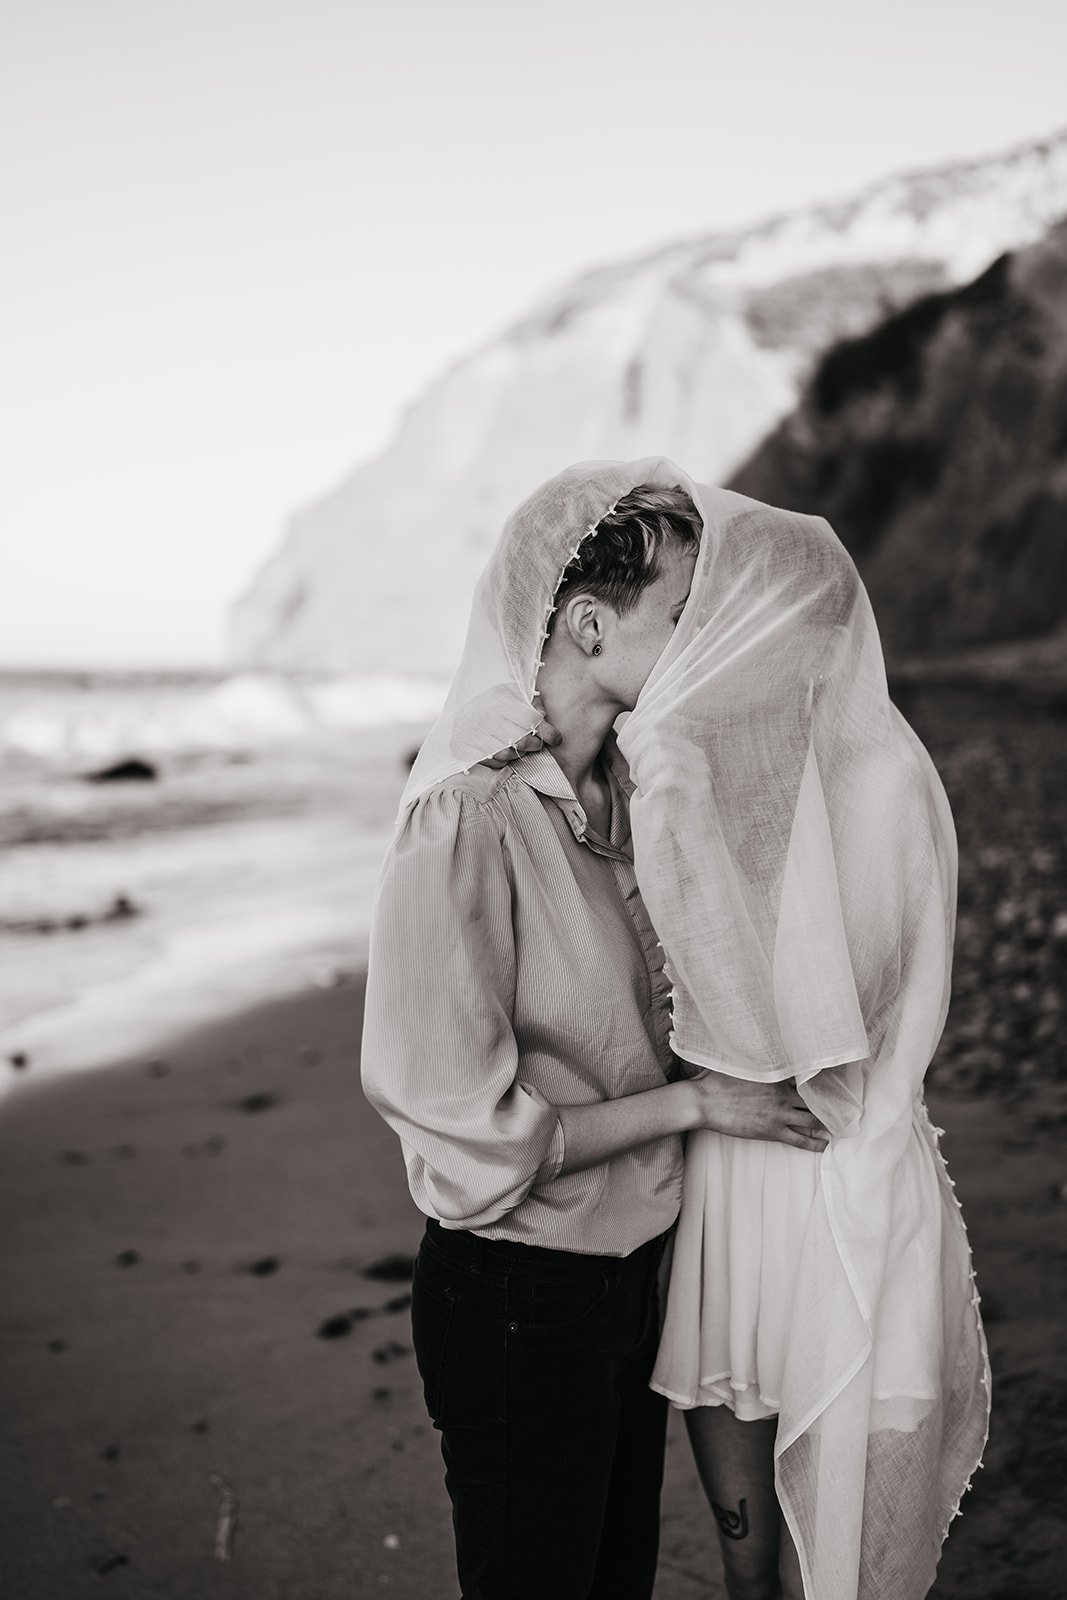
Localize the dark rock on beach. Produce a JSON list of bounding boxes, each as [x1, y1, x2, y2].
[[84, 757, 158, 783]]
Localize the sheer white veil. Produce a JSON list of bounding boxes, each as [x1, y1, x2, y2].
[[616, 483, 990, 1600], [396, 455, 707, 820]]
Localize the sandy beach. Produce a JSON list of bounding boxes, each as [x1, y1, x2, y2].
[[1, 681, 1064, 1598], [0, 967, 1063, 1600]]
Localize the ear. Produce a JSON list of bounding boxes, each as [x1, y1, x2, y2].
[[560, 591, 604, 657]]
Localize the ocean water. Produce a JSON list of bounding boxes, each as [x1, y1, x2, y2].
[[4, 672, 1063, 1108], [0, 670, 441, 1078]]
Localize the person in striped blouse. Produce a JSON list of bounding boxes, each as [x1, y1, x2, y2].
[[361, 468, 829, 1600]]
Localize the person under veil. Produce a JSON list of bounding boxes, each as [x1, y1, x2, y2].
[[611, 476, 992, 1600]]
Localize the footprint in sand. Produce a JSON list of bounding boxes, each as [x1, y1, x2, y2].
[[114, 1249, 141, 1267], [317, 1313, 356, 1339], [361, 1253, 415, 1282], [59, 1149, 90, 1166], [316, 1307, 376, 1339], [235, 1092, 280, 1114], [247, 1256, 280, 1275], [191, 1420, 210, 1434], [372, 1340, 413, 1366], [382, 1293, 412, 1314], [47, 1338, 68, 1353], [94, 1553, 130, 1575], [100, 1444, 120, 1462]]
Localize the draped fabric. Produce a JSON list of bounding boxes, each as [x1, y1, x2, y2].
[[396, 456, 706, 818], [394, 457, 990, 1599], [616, 484, 991, 1600]]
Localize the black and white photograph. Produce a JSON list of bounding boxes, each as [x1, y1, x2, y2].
[[1, 3, 1065, 1596]]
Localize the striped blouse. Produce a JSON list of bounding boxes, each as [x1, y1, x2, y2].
[[360, 737, 686, 1256]]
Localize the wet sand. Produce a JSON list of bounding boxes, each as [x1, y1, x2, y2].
[[2, 683, 1064, 1597], [0, 970, 1063, 1599]]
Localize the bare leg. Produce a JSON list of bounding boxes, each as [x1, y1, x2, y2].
[[684, 1404, 804, 1600], [778, 1513, 805, 1600]]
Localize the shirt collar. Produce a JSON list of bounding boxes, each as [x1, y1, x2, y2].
[[513, 729, 634, 853]]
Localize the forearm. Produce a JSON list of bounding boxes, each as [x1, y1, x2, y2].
[[556, 1079, 699, 1178]]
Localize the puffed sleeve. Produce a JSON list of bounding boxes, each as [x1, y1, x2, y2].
[[360, 783, 565, 1229]]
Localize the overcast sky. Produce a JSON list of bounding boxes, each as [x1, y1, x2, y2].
[[3, 0, 1065, 668]]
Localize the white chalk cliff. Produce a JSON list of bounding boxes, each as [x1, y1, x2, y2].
[[231, 128, 1067, 679]]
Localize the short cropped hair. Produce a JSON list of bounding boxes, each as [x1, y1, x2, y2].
[[549, 484, 702, 627]]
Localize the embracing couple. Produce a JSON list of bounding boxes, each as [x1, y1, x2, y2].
[[361, 459, 990, 1600]]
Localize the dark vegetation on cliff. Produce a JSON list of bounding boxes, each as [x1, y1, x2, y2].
[[730, 220, 1067, 663]]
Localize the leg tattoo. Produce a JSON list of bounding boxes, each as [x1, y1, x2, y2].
[[711, 1497, 750, 1541]]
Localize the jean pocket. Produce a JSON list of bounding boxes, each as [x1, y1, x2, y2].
[[508, 1268, 610, 1333]]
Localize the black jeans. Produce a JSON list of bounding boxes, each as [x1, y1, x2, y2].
[[411, 1218, 670, 1600]]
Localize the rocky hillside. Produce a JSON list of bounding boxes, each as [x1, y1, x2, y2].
[[731, 220, 1067, 659], [230, 129, 1067, 678]]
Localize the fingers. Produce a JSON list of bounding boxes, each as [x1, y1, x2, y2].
[[788, 1099, 828, 1134], [483, 723, 563, 769], [796, 1121, 830, 1146], [781, 1128, 830, 1153]]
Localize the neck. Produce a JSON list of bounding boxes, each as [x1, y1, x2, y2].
[[536, 663, 622, 794]]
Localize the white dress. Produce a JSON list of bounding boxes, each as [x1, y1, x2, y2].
[[652, 1117, 945, 1421], [652, 1130, 820, 1417]]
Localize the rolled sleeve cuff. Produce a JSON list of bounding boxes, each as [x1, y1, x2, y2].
[[518, 1081, 567, 1183]]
